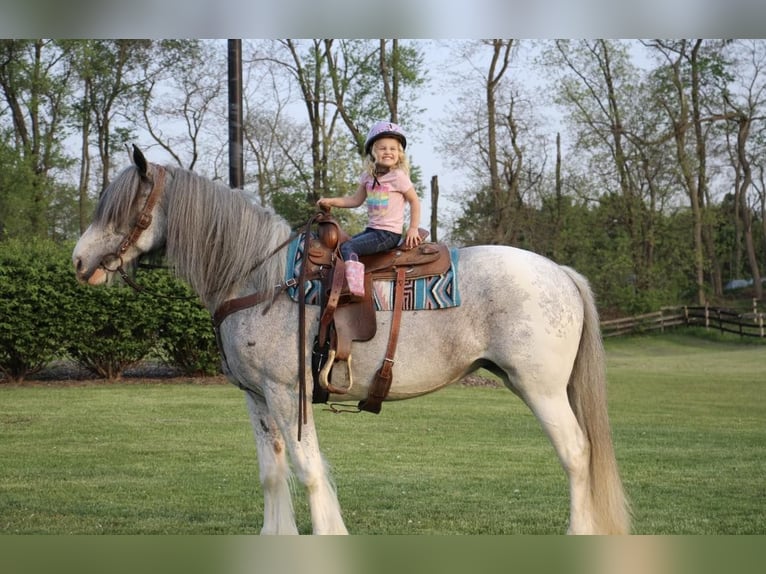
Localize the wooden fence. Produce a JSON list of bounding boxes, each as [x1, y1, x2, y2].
[[600, 302, 766, 339]]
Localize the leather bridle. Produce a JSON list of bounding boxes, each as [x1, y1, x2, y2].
[[99, 164, 167, 276]]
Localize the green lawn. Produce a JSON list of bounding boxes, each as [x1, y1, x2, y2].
[[1, 333, 764, 534]]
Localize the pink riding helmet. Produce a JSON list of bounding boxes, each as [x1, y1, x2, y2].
[[364, 121, 407, 156]]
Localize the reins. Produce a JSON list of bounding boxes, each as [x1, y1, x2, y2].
[[210, 211, 329, 442], [209, 231, 300, 326], [103, 165, 321, 441], [212, 212, 325, 442]]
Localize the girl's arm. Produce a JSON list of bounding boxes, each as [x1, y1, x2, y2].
[[317, 183, 366, 209], [402, 186, 422, 249]]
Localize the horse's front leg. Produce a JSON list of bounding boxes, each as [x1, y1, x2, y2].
[[262, 381, 348, 535], [243, 389, 299, 534]]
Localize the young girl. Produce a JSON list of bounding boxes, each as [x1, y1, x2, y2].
[[317, 121, 422, 263]]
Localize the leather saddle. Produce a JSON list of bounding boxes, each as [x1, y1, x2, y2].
[[303, 212, 451, 413]]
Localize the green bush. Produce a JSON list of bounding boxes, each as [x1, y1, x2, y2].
[[137, 268, 222, 376], [0, 240, 222, 382], [0, 239, 75, 382], [65, 279, 163, 380]]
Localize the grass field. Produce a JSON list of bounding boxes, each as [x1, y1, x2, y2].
[[1, 333, 764, 534]]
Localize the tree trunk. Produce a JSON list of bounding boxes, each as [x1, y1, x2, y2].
[[78, 78, 91, 234], [485, 39, 514, 244], [735, 116, 763, 299]]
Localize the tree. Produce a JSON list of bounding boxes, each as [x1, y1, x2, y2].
[[484, 39, 516, 243], [327, 39, 427, 155], [445, 40, 551, 247], [0, 39, 76, 240], [547, 40, 662, 295], [139, 40, 227, 174], [278, 39, 336, 204], [645, 39, 733, 303], [719, 39, 766, 299], [64, 40, 157, 234]]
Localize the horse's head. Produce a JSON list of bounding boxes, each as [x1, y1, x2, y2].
[[73, 145, 168, 286]]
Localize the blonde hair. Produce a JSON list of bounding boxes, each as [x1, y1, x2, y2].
[[364, 139, 410, 178]]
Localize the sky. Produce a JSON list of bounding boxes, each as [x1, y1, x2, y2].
[[411, 41, 556, 230], [411, 39, 659, 232]]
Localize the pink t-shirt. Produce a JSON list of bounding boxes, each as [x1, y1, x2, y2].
[[360, 168, 413, 234]]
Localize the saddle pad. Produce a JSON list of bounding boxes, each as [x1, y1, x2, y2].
[[372, 250, 461, 311], [285, 234, 324, 306], [284, 234, 461, 311]]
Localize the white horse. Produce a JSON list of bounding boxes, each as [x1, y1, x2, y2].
[[72, 146, 630, 534]]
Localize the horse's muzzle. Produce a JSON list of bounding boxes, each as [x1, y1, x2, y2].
[[73, 255, 108, 285]]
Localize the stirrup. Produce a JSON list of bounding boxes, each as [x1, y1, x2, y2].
[[318, 349, 353, 395]]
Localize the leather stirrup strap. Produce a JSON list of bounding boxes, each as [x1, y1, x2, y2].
[[359, 266, 406, 414], [318, 258, 346, 347]]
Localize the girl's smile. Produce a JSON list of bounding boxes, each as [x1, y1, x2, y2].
[[372, 137, 401, 166]]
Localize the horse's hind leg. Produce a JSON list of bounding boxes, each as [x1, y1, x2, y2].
[[243, 390, 299, 534], [523, 390, 596, 534]]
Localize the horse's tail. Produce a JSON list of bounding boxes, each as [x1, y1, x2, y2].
[[562, 266, 631, 534]]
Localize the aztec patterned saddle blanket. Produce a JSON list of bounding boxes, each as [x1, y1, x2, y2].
[[284, 234, 461, 311]]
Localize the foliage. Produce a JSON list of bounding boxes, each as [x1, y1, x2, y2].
[[0, 135, 39, 240], [138, 267, 221, 377], [2, 39, 766, 318], [64, 263, 226, 380], [0, 40, 78, 241], [65, 279, 162, 381], [0, 239, 222, 382], [0, 239, 75, 381], [270, 186, 325, 228]]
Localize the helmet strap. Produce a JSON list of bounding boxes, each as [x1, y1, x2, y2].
[[373, 163, 390, 187]]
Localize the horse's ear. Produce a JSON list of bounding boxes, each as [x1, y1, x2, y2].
[[132, 144, 148, 178]]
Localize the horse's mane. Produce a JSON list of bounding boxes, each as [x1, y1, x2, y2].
[[163, 166, 292, 311], [95, 163, 293, 311]]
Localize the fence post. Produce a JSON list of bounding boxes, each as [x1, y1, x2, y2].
[[715, 308, 728, 335]]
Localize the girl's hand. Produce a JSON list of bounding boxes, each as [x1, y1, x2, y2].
[[317, 198, 333, 210], [404, 227, 422, 249]]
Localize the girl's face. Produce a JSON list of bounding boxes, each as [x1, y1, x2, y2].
[[372, 137, 401, 167]]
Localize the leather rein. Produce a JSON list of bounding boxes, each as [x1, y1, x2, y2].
[[104, 170, 316, 440], [211, 214, 322, 442]]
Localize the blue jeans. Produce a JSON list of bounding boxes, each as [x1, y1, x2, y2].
[[340, 227, 401, 260]]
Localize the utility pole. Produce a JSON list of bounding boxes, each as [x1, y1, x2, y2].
[[227, 39, 243, 189]]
